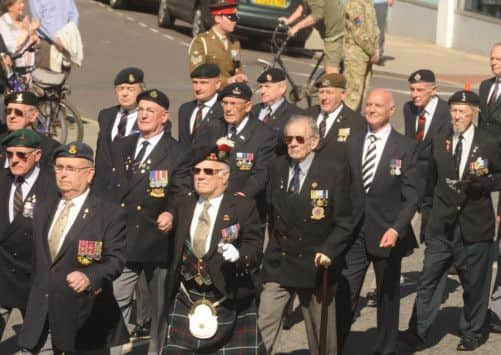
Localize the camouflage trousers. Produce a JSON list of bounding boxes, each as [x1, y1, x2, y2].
[[343, 48, 372, 112]]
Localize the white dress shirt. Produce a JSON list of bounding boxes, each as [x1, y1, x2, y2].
[[111, 108, 138, 140], [453, 124, 475, 178], [415, 96, 438, 139], [227, 116, 249, 137], [189, 194, 224, 254], [362, 123, 392, 174], [316, 104, 344, 136], [135, 131, 164, 164], [48, 188, 90, 254], [189, 94, 218, 134], [287, 152, 315, 193], [9, 165, 40, 222], [488, 77, 501, 103], [258, 98, 284, 121]]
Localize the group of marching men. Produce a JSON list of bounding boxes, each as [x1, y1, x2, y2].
[[0, 43, 501, 355]]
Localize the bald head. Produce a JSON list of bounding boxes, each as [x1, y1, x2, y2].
[[364, 88, 396, 132]]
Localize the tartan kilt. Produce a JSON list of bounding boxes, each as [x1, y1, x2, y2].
[[163, 286, 266, 354]]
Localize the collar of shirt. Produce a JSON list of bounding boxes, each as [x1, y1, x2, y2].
[[490, 77, 501, 100], [136, 131, 164, 159], [62, 188, 90, 209], [199, 93, 219, 109], [8, 165, 41, 222], [318, 104, 343, 135], [453, 124, 475, 177], [190, 193, 225, 253], [190, 94, 219, 133], [212, 28, 228, 48], [365, 122, 392, 143], [228, 116, 249, 136], [111, 108, 138, 139], [288, 152, 315, 191], [259, 98, 285, 119]]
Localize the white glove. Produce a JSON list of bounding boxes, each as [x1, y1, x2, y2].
[[218, 242, 240, 263]]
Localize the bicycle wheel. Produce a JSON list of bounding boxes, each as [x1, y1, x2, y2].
[[37, 99, 84, 143]]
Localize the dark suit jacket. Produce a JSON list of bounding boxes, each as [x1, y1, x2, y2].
[[261, 154, 353, 288], [94, 105, 120, 193], [422, 127, 501, 243], [0, 133, 60, 169], [404, 97, 452, 206], [347, 128, 419, 258], [303, 104, 366, 165], [0, 167, 57, 309], [18, 192, 128, 352], [178, 99, 223, 145], [250, 100, 301, 155], [479, 77, 501, 136], [107, 132, 192, 263]]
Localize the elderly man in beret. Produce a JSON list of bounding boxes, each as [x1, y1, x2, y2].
[[0, 91, 60, 169], [18, 142, 128, 355], [0, 129, 57, 340], [107, 89, 192, 355], [192, 82, 277, 221], [178, 63, 223, 145], [401, 90, 501, 351], [303, 73, 365, 166]]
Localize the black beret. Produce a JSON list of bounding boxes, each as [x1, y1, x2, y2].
[[1, 129, 41, 148], [5, 91, 37, 106], [218, 83, 253, 101], [408, 69, 436, 83], [257, 68, 286, 83], [53, 142, 94, 162], [448, 90, 480, 107], [114, 67, 144, 86], [136, 89, 170, 110], [190, 64, 221, 78], [314, 73, 346, 89]]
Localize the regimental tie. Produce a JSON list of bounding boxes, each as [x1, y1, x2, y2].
[[192, 103, 205, 135], [48, 201, 74, 261], [288, 162, 301, 194], [116, 110, 129, 140], [415, 113, 426, 141], [318, 112, 328, 140], [489, 79, 500, 108], [262, 106, 272, 124], [228, 125, 237, 139], [453, 134, 463, 178], [193, 200, 211, 259], [131, 141, 149, 172], [13, 176, 24, 216], [362, 134, 377, 193]]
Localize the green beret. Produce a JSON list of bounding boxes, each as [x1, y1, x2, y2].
[[114, 67, 144, 86], [1, 129, 41, 148], [53, 142, 94, 162], [4, 91, 38, 106], [136, 89, 170, 110], [191, 64, 221, 78]]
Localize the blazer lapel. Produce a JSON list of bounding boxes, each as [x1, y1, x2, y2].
[[370, 130, 398, 192]]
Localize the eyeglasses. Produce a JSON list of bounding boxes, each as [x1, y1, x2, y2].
[[192, 167, 222, 176], [6, 150, 36, 161], [54, 165, 92, 174], [6, 108, 25, 117], [223, 14, 238, 22], [284, 135, 307, 144]]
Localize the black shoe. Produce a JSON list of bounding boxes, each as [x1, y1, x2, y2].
[[130, 324, 150, 339], [399, 329, 425, 350], [456, 337, 482, 351], [366, 290, 377, 307], [490, 310, 501, 333]]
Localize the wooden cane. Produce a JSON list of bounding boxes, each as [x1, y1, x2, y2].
[[318, 266, 329, 355]]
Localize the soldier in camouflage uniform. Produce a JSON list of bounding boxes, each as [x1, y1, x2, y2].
[[188, 0, 247, 87], [343, 0, 380, 112]]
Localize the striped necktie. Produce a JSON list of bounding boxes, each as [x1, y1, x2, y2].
[[362, 134, 377, 193]]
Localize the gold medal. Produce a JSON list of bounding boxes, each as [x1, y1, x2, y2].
[[311, 206, 325, 220]]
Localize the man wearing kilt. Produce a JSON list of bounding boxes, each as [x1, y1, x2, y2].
[[160, 139, 266, 354]]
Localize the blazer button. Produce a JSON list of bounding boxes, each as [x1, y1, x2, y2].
[[120, 203, 125, 208], [112, 168, 116, 172], [298, 253, 302, 258], [137, 205, 142, 211], [457, 206, 461, 211], [44, 293, 48, 298], [281, 251, 287, 256], [135, 224, 140, 229], [282, 235, 287, 239], [116, 183, 121, 188], [298, 237, 302, 241]]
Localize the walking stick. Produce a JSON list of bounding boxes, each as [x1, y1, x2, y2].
[[318, 266, 329, 355]]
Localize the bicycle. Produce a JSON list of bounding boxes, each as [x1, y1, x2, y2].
[[257, 23, 325, 108], [0, 44, 84, 144]]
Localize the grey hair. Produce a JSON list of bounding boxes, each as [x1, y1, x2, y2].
[[284, 115, 319, 138]]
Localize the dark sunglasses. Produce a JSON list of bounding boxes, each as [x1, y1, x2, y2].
[[223, 14, 238, 22], [6, 108, 24, 117], [6, 150, 35, 161], [192, 167, 222, 176], [284, 135, 306, 144]]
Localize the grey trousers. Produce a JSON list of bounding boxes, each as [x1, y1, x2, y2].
[[490, 239, 501, 318], [374, 2, 389, 56], [258, 281, 337, 355]]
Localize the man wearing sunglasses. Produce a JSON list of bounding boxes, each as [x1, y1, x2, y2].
[[160, 140, 265, 353], [0, 91, 60, 169], [258, 115, 353, 355], [0, 129, 57, 341], [188, 0, 248, 87]]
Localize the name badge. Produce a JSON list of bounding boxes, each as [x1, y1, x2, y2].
[[149, 170, 168, 197], [77, 240, 103, 266], [390, 159, 402, 176]]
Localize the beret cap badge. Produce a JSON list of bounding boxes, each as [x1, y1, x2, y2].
[[129, 73, 135, 83], [266, 74, 272, 82], [414, 73, 421, 81], [150, 90, 158, 98], [232, 87, 241, 95], [16, 94, 23, 103], [68, 144, 77, 154]]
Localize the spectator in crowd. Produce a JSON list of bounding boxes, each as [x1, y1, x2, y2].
[[373, 0, 394, 65]]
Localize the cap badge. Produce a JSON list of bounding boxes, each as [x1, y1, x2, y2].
[[15, 94, 23, 103], [20, 134, 25, 141], [128, 73, 135, 83], [322, 79, 330, 87], [266, 74, 272, 82], [414, 73, 421, 81], [462, 92, 466, 101], [150, 90, 158, 98], [232, 87, 241, 95], [68, 144, 77, 154]]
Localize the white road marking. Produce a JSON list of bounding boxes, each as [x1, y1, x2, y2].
[[126, 16, 135, 21], [138, 22, 148, 28], [150, 28, 159, 33], [163, 34, 174, 40]]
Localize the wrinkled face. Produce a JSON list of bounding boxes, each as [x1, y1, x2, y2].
[[193, 160, 229, 198], [192, 77, 221, 102], [6, 146, 41, 176], [136, 100, 168, 138], [364, 90, 395, 131], [450, 103, 476, 134], [54, 157, 94, 198], [115, 83, 142, 110], [258, 82, 286, 105], [285, 119, 319, 161], [9, 0, 24, 19], [318, 87, 344, 113], [214, 14, 237, 33], [221, 97, 252, 125], [409, 82, 436, 108], [6, 103, 37, 131], [491, 45, 501, 77]]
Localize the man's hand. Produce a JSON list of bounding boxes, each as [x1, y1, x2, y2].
[[67, 271, 90, 293], [288, 26, 299, 38], [227, 73, 248, 84], [54, 37, 65, 52], [157, 211, 174, 233], [314, 253, 331, 267], [277, 16, 289, 25], [218, 242, 240, 263], [370, 48, 381, 64], [379, 228, 398, 248]]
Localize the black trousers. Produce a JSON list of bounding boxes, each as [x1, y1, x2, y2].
[[412, 224, 493, 341], [337, 234, 402, 355]]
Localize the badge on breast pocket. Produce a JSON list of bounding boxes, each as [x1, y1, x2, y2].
[[310, 188, 328, 220], [337, 128, 350, 142], [469, 157, 489, 176], [235, 152, 254, 170], [221, 223, 240, 243], [22, 194, 36, 218], [389, 159, 402, 176], [77, 240, 103, 266], [149, 170, 168, 198]]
